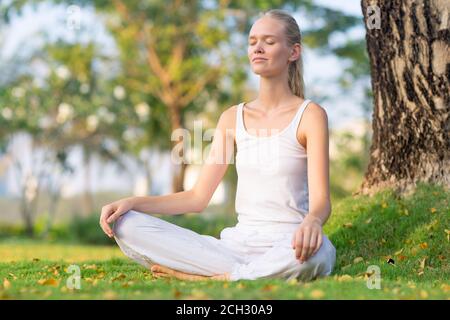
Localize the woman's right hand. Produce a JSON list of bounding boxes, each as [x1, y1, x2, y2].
[[99, 197, 135, 238]]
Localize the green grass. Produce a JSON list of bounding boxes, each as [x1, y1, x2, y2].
[[0, 182, 448, 299]]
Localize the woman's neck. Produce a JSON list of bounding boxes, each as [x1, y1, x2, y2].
[[255, 76, 299, 111]]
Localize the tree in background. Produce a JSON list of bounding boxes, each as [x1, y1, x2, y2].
[[1, 1, 370, 224], [83, 0, 245, 193], [2, 0, 363, 194], [0, 41, 119, 233], [359, 0, 449, 196]]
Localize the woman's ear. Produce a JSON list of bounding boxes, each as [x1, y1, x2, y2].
[[287, 44, 301, 64], [292, 43, 301, 61]]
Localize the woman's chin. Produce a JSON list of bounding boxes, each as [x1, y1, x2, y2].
[[252, 69, 271, 77], [251, 66, 267, 74]]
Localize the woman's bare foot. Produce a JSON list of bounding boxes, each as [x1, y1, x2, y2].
[[150, 265, 230, 282]]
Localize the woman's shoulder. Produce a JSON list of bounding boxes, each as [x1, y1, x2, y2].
[[223, 103, 240, 116], [300, 100, 329, 139], [214, 104, 241, 140], [303, 100, 328, 124]]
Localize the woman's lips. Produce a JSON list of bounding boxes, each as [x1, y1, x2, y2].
[[252, 58, 267, 62]]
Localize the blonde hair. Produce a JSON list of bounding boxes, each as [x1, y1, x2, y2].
[[260, 9, 305, 99]]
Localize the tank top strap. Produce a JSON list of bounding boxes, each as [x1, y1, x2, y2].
[[290, 99, 312, 135], [235, 102, 245, 139]]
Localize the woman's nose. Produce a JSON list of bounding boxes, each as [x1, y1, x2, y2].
[[254, 45, 264, 53]]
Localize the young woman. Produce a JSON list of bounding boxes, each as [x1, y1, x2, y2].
[[99, 9, 336, 282]]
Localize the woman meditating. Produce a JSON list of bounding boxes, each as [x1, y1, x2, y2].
[[99, 9, 336, 282]]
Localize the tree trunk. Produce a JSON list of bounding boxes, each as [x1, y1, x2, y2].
[[169, 106, 188, 193], [19, 172, 41, 237], [42, 182, 61, 239], [82, 147, 94, 215], [143, 155, 153, 195], [357, 0, 450, 196], [19, 193, 34, 237], [14, 146, 38, 237], [172, 160, 188, 193]]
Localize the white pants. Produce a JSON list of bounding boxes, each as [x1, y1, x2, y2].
[[112, 210, 336, 282]]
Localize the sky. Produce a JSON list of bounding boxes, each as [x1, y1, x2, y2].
[[0, 0, 370, 198]]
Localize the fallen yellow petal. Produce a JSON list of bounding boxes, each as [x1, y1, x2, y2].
[[310, 289, 325, 299], [353, 257, 364, 264], [37, 278, 60, 286], [3, 278, 11, 290], [337, 274, 353, 282], [420, 290, 428, 299], [343, 222, 353, 228]]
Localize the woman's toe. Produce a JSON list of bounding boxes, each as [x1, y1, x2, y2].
[[151, 265, 162, 273]]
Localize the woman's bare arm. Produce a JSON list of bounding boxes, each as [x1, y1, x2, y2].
[[292, 102, 332, 262], [304, 102, 332, 226]]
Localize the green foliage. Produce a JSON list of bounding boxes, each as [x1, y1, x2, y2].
[[330, 129, 371, 202], [68, 213, 117, 246], [332, 39, 370, 83]]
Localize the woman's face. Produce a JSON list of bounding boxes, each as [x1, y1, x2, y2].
[[247, 16, 294, 77]]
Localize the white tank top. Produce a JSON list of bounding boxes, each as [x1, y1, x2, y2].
[[234, 99, 312, 230]]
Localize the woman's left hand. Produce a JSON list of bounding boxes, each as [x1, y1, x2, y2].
[[291, 215, 323, 263]]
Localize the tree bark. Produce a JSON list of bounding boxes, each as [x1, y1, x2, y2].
[[172, 159, 188, 193], [357, 0, 450, 196], [169, 105, 188, 193]]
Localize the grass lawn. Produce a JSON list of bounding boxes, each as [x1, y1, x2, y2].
[[0, 183, 448, 299]]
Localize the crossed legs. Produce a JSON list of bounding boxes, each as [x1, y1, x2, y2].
[[112, 210, 336, 282]]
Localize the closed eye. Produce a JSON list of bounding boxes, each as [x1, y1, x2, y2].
[[249, 41, 275, 45]]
